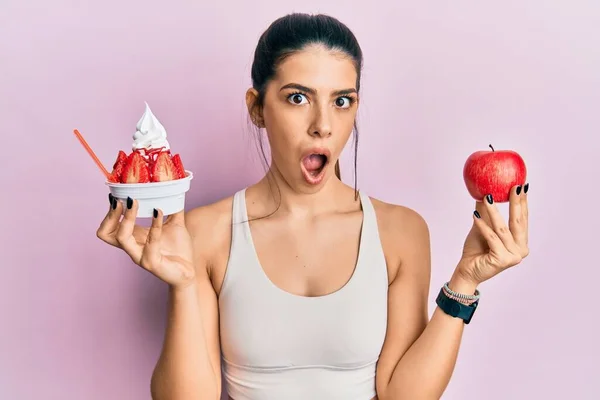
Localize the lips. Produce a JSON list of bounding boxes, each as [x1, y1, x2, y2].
[[300, 148, 331, 185]]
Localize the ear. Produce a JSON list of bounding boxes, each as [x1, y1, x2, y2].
[[245, 88, 264, 128]]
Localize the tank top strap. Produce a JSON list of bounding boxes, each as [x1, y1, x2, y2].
[[357, 191, 386, 273], [231, 188, 248, 224], [220, 188, 255, 298], [358, 190, 376, 231], [230, 188, 254, 263]]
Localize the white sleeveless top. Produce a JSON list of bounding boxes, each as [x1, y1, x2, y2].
[[218, 189, 389, 400]]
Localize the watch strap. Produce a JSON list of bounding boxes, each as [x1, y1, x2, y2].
[[436, 287, 478, 324]]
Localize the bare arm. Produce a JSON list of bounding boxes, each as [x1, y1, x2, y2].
[[375, 207, 474, 400], [150, 208, 223, 400], [378, 272, 476, 399], [376, 186, 529, 399]]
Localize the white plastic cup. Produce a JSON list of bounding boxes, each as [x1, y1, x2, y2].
[[106, 171, 194, 218]]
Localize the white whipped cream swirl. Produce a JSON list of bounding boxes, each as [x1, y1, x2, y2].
[[132, 102, 170, 151]]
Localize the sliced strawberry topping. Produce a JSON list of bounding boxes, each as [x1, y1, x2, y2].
[[171, 154, 186, 179], [121, 151, 150, 183], [113, 150, 127, 167], [109, 148, 183, 184], [136, 147, 169, 163], [109, 150, 127, 182], [151, 152, 178, 182]]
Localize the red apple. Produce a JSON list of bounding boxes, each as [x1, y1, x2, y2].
[[463, 144, 527, 203]]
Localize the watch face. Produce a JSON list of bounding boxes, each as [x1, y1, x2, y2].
[[450, 302, 461, 316], [436, 289, 477, 324]]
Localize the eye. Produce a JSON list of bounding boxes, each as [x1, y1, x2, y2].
[[335, 97, 353, 109], [288, 93, 308, 105]]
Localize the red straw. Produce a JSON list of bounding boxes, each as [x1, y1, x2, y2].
[[73, 129, 111, 179]]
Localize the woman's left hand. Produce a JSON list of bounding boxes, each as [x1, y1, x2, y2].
[[456, 183, 530, 286]]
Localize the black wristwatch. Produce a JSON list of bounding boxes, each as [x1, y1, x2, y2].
[[436, 288, 479, 324]]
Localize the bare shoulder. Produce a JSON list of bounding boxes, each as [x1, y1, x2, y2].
[[185, 195, 234, 236], [368, 196, 431, 282], [369, 196, 429, 237], [184, 195, 235, 273]]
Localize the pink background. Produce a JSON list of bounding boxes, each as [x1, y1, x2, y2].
[[2, 1, 599, 399]]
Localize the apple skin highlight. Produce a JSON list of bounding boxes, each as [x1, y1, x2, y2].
[[463, 144, 527, 203]]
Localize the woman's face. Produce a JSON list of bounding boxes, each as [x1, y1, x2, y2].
[[250, 45, 359, 193]]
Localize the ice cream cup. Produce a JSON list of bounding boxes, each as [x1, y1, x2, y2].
[[106, 170, 194, 218]]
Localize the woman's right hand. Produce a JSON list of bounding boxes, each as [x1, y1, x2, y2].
[[96, 194, 196, 289]]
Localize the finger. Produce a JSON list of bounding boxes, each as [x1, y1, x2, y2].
[[132, 225, 151, 246], [115, 197, 143, 263], [473, 211, 518, 268], [521, 182, 529, 219], [482, 194, 521, 255], [509, 184, 523, 223], [475, 199, 492, 225], [521, 182, 529, 250], [509, 185, 527, 248], [96, 194, 123, 247], [140, 208, 164, 271]]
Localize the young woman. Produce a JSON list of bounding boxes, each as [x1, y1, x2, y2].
[[97, 13, 530, 400]]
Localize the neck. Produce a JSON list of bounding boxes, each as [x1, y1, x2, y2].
[[252, 165, 348, 217]]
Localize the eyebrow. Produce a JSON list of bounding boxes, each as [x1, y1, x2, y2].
[[279, 83, 357, 96]]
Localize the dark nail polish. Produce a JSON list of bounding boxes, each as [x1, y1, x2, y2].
[[112, 197, 117, 210], [486, 194, 494, 204], [474, 210, 481, 219], [127, 197, 133, 209], [153, 208, 158, 218], [524, 183, 529, 193], [108, 193, 113, 205], [516, 185, 522, 195]]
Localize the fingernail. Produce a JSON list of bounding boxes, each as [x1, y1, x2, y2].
[[127, 197, 133, 209], [112, 197, 117, 210], [486, 194, 494, 204], [108, 193, 114, 205], [524, 183, 529, 193], [516, 185, 522, 195], [474, 210, 481, 218], [153, 208, 158, 218]]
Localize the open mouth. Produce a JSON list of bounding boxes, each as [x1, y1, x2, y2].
[[303, 154, 328, 176], [301, 152, 329, 185]]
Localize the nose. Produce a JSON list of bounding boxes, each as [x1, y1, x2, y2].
[[307, 104, 332, 138]]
